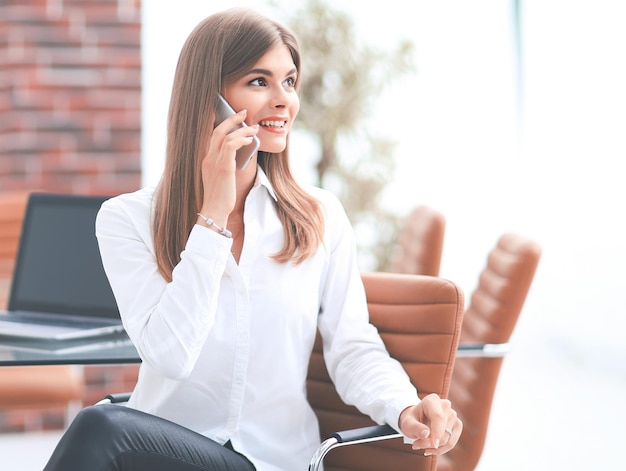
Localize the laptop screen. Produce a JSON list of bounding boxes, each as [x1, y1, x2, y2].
[[8, 193, 120, 319]]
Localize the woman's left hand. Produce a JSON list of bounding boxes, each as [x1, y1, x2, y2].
[[398, 393, 462, 456]]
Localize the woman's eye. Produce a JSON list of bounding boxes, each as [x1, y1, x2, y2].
[[249, 78, 267, 87], [284, 77, 296, 87]]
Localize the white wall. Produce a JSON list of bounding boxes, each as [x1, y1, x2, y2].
[[143, 1, 626, 469]]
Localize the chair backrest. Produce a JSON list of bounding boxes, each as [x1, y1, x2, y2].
[[0, 191, 31, 285], [0, 366, 85, 410], [437, 233, 541, 471], [307, 272, 464, 471], [389, 206, 446, 276]]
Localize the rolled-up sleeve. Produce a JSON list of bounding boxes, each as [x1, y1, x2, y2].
[[316, 193, 420, 431]]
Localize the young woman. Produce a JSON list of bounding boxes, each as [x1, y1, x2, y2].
[[44, 8, 461, 470]]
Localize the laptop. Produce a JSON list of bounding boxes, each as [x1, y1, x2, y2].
[[0, 332, 134, 355], [0, 192, 125, 340]]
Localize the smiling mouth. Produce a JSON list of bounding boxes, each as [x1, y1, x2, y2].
[[259, 120, 286, 129]]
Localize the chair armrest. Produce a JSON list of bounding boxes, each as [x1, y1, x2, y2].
[[308, 424, 402, 471], [308, 342, 510, 470], [456, 343, 510, 358], [95, 392, 132, 405]]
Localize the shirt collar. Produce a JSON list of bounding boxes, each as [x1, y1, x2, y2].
[[254, 165, 278, 202]]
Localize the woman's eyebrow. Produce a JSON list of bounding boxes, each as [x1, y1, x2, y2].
[[245, 67, 298, 77]]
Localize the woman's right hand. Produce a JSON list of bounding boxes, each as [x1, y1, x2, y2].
[[198, 109, 258, 227]]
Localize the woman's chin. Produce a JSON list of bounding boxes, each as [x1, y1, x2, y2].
[[258, 134, 289, 154], [259, 144, 287, 154]]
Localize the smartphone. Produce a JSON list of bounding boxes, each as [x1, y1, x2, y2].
[[214, 94, 260, 170]]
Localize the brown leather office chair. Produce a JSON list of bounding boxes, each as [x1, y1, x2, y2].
[[437, 233, 541, 471], [0, 191, 85, 425], [388, 205, 446, 277], [0, 191, 32, 283], [101, 272, 464, 471], [307, 272, 464, 471]]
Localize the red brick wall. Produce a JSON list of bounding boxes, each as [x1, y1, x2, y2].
[[0, 0, 142, 195], [0, 0, 142, 434]]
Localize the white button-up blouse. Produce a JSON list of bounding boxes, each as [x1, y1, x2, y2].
[[95, 168, 419, 470]]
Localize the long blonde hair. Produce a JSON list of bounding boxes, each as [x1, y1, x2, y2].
[[153, 9, 324, 281]]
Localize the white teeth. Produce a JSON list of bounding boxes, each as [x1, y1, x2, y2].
[[260, 120, 286, 128]]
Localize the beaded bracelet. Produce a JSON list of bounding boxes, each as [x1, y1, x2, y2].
[[196, 213, 233, 238]]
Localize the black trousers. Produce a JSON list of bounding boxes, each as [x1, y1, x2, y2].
[[43, 405, 256, 471]]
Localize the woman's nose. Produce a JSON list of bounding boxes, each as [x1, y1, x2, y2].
[[270, 88, 288, 109]]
